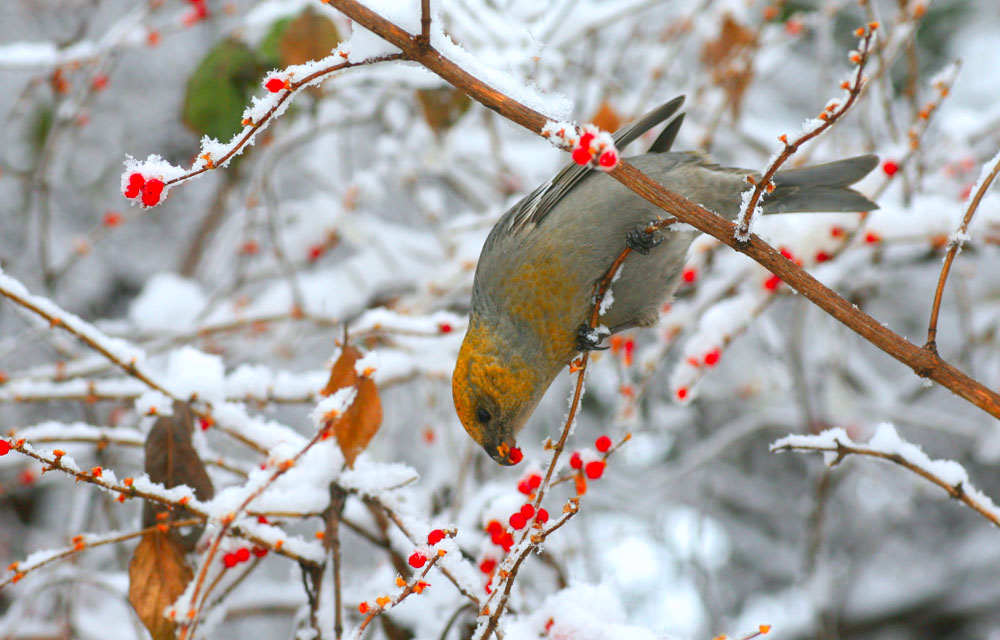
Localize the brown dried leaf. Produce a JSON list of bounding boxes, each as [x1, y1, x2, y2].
[[143, 401, 214, 551], [589, 102, 621, 133], [700, 13, 757, 120], [278, 9, 341, 66], [128, 531, 193, 640], [321, 345, 383, 467], [415, 88, 472, 134]]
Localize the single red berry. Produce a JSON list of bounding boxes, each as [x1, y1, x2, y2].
[[830, 226, 845, 238], [19, 469, 35, 485], [124, 173, 145, 198], [265, 77, 286, 93], [438, 323, 452, 333], [257, 516, 269, 524], [235, 547, 250, 563], [676, 387, 688, 401], [508, 447, 523, 464], [815, 251, 831, 262], [536, 509, 549, 524], [572, 147, 592, 165], [528, 473, 541, 489], [779, 247, 795, 261], [307, 245, 323, 261], [579, 131, 594, 148], [682, 268, 697, 283], [584, 460, 605, 480], [704, 348, 721, 367], [490, 529, 504, 544], [486, 520, 502, 536], [199, 417, 212, 431], [499, 532, 514, 551], [509, 513, 527, 529], [520, 503, 535, 519], [763, 274, 782, 290], [91, 74, 109, 90], [595, 436, 612, 452], [252, 546, 268, 558], [598, 150, 617, 168], [223, 553, 238, 568], [479, 558, 496, 574], [427, 529, 445, 545], [569, 451, 583, 470], [864, 231, 881, 244], [141, 179, 164, 207], [517, 479, 532, 494], [0, 440, 9, 456], [408, 552, 427, 568], [882, 160, 899, 176]]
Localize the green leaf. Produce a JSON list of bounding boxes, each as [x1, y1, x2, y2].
[[182, 38, 263, 141]]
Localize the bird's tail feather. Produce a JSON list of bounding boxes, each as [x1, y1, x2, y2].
[[765, 154, 879, 213]]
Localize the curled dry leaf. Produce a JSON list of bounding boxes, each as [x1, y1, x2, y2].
[[321, 344, 383, 467], [128, 531, 194, 640], [142, 400, 214, 550]]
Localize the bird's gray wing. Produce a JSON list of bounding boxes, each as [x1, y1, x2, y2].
[[503, 96, 686, 236]]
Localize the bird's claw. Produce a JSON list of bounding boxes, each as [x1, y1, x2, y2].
[[576, 324, 610, 351], [626, 222, 664, 255]]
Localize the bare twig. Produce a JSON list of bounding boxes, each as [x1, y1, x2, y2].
[[925, 151, 1000, 352]]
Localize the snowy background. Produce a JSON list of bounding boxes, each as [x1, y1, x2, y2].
[[2, 0, 1000, 639]]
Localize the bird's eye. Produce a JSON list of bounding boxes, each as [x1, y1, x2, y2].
[[476, 407, 491, 423]]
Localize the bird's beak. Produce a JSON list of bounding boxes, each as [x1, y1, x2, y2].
[[487, 437, 520, 466]]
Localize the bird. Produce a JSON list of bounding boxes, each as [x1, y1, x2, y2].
[[452, 96, 878, 465]]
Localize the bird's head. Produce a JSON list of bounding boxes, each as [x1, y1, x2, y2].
[[452, 319, 542, 465]]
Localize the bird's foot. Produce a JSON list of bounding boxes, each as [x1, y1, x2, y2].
[[576, 324, 610, 351], [626, 222, 664, 255]]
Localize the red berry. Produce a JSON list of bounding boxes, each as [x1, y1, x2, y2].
[[91, 74, 109, 91], [584, 460, 605, 480], [763, 274, 782, 291], [427, 529, 445, 545], [509, 513, 527, 529], [815, 251, 830, 262], [408, 552, 427, 568], [486, 520, 503, 536], [499, 532, 514, 551], [569, 452, 583, 470], [508, 447, 523, 464], [598, 150, 617, 168], [257, 516, 269, 524], [579, 131, 594, 148], [223, 553, 238, 568], [235, 547, 250, 563], [572, 147, 592, 165], [595, 436, 612, 452], [520, 503, 535, 519], [517, 479, 532, 494], [536, 509, 549, 524], [438, 323, 452, 333], [0, 440, 9, 456], [490, 529, 504, 544], [704, 348, 720, 367], [682, 268, 697, 283], [864, 231, 881, 244], [676, 387, 688, 401], [308, 245, 324, 261], [141, 179, 164, 207], [830, 226, 845, 238], [124, 173, 144, 198], [252, 546, 268, 558], [265, 77, 286, 93], [479, 558, 496, 573], [528, 474, 541, 489], [882, 160, 899, 176]]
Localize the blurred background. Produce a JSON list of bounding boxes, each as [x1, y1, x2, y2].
[[2, 0, 1000, 638]]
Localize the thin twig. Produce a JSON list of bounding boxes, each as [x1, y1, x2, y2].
[[925, 152, 1000, 352]]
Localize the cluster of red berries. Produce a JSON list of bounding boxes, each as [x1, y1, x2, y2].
[[407, 528, 447, 569], [222, 546, 267, 568], [123, 173, 165, 207], [571, 130, 618, 170], [567, 435, 612, 483]]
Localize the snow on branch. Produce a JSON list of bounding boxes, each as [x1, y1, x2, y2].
[[771, 424, 1000, 528]]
